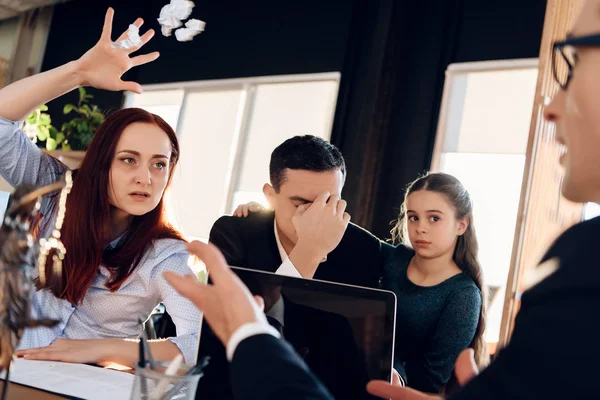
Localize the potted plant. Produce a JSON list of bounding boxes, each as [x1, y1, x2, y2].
[[24, 87, 105, 169]]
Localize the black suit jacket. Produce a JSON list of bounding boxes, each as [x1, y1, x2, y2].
[[230, 334, 333, 400], [209, 211, 385, 289], [451, 216, 600, 399]]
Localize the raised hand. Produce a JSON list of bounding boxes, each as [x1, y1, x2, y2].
[[0, 7, 160, 122], [75, 8, 160, 94], [288, 192, 350, 278]]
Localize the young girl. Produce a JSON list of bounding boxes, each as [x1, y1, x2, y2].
[[383, 172, 487, 393], [0, 8, 200, 367]]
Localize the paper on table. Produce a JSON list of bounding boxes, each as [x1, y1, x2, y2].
[[0, 358, 134, 400]]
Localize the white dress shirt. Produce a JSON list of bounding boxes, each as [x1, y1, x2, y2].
[[0, 117, 201, 365]]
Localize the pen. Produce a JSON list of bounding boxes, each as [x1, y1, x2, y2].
[[138, 339, 146, 368], [139, 318, 155, 370], [150, 354, 183, 400], [138, 338, 148, 398], [186, 356, 210, 376], [159, 356, 210, 400]]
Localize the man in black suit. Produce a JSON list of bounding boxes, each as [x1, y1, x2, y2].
[[164, 241, 334, 400], [210, 135, 384, 289]]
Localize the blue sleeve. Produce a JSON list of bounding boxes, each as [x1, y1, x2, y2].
[[151, 245, 202, 366], [0, 116, 65, 189]]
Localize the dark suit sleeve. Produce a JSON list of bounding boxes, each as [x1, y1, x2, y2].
[[230, 334, 334, 400], [209, 216, 246, 266], [450, 258, 600, 399]]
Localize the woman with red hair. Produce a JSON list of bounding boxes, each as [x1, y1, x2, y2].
[[0, 8, 200, 367]]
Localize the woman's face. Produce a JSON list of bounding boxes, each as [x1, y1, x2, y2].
[[545, 0, 600, 203], [108, 122, 173, 216]]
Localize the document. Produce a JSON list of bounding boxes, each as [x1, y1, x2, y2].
[[0, 358, 134, 400]]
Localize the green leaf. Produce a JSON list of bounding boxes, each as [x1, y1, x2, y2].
[[37, 126, 49, 141], [39, 114, 51, 125], [61, 142, 71, 151], [26, 113, 37, 124], [78, 87, 86, 100], [46, 137, 57, 151], [91, 111, 105, 125], [64, 104, 75, 114], [56, 132, 65, 144], [39, 105, 48, 112]]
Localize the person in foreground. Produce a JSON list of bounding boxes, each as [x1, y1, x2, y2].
[[164, 241, 334, 400], [0, 8, 200, 367], [367, 0, 600, 398]]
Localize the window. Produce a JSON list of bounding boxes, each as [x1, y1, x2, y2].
[[584, 202, 600, 220], [432, 59, 539, 344], [124, 73, 340, 241]]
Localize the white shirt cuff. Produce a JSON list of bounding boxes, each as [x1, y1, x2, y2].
[[226, 321, 281, 361], [275, 257, 302, 278]]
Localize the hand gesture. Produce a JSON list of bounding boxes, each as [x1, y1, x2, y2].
[[75, 8, 160, 94], [164, 241, 267, 346], [289, 192, 350, 277]]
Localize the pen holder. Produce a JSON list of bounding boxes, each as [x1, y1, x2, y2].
[[130, 361, 202, 400]]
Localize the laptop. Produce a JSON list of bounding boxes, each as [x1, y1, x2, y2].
[[195, 266, 397, 400]]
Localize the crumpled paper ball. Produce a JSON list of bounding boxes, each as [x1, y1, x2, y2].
[[111, 24, 141, 49], [174, 18, 206, 42], [158, 0, 195, 37]]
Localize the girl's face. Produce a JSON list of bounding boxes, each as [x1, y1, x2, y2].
[[108, 122, 172, 217], [544, 0, 600, 203], [405, 190, 468, 259]]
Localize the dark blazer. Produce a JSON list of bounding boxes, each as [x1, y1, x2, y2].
[[209, 211, 385, 289], [451, 216, 600, 399], [230, 334, 334, 400]]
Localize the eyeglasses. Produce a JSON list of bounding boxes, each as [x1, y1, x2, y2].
[[552, 33, 600, 90]]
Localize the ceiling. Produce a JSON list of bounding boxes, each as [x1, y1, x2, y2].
[[0, 0, 70, 20]]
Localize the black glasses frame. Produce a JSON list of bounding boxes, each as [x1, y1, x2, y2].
[[553, 33, 600, 90]]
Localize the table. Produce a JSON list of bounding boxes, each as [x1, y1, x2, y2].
[[0, 380, 66, 399]]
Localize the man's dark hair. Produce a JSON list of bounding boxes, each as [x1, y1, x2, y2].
[[269, 135, 346, 192]]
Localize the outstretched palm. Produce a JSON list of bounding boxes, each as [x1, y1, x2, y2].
[[76, 8, 159, 94]]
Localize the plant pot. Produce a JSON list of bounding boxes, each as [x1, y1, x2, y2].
[[46, 150, 86, 170]]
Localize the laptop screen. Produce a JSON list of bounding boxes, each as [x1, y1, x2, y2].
[[196, 266, 396, 400]]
